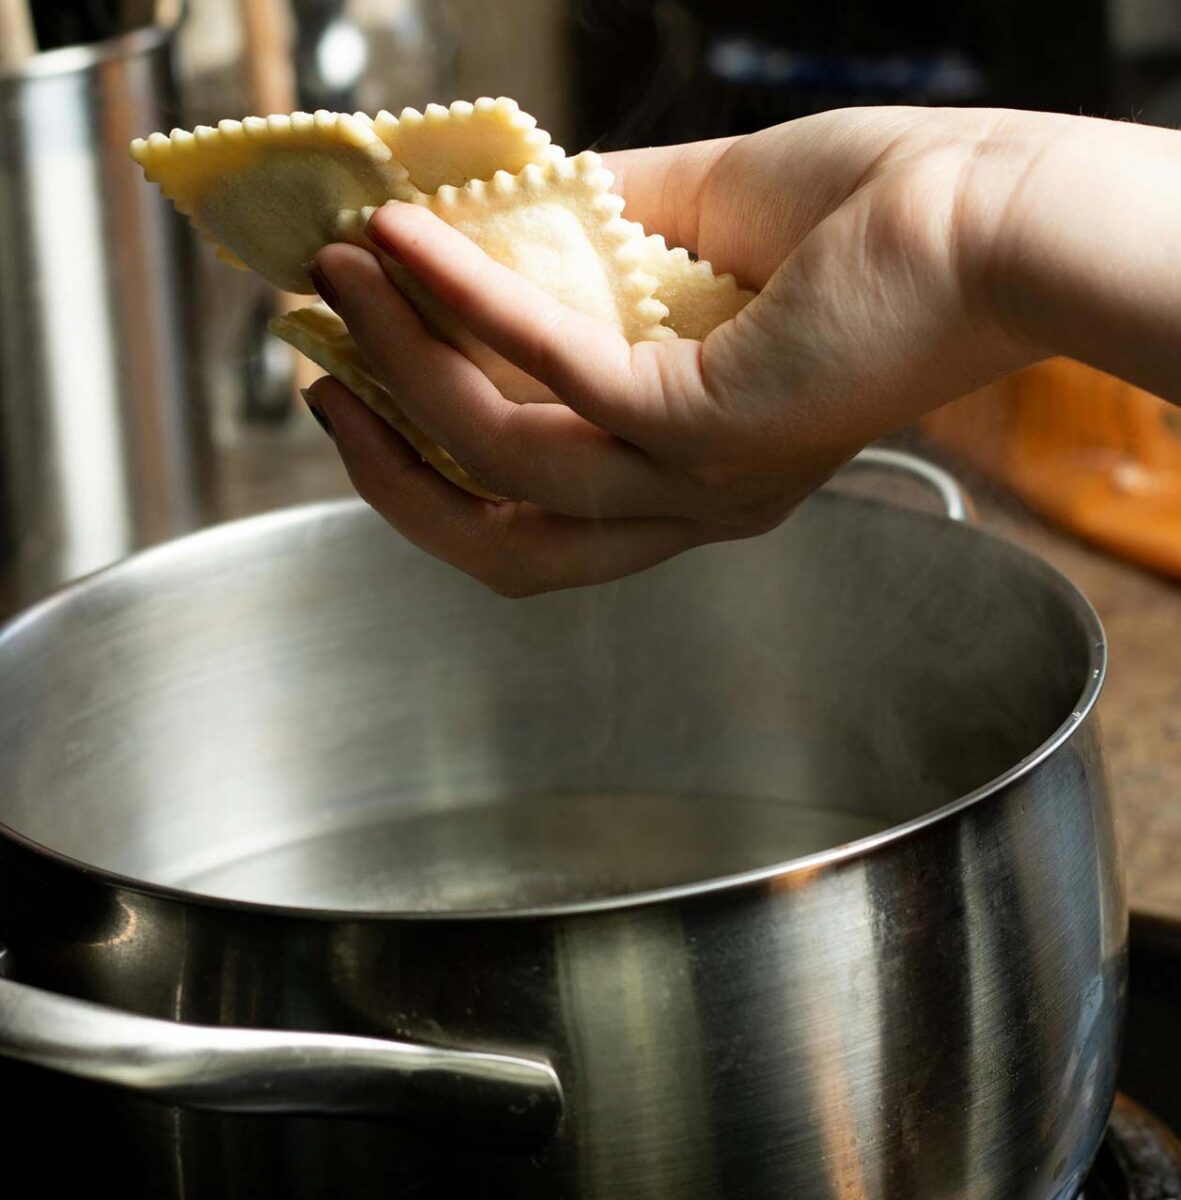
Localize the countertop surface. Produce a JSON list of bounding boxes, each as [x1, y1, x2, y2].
[[214, 419, 1181, 922], [977, 476, 1181, 922]]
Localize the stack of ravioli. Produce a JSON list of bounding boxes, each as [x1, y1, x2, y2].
[[131, 98, 752, 497]]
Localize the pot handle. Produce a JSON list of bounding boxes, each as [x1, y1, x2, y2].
[[0, 974, 562, 1141], [848, 447, 976, 523]]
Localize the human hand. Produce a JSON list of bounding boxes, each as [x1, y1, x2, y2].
[[306, 105, 1181, 595]]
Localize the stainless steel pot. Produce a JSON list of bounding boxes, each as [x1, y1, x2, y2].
[[0, 452, 1125, 1199]]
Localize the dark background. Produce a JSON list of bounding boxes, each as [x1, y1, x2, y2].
[[567, 0, 1172, 149]]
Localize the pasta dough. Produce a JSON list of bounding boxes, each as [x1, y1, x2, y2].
[[131, 97, 757, 499], [130, 111, 413, 293]]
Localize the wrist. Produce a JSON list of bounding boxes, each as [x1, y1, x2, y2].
[[959, 110, 1071, 360], [974, 114, 1181, 399]]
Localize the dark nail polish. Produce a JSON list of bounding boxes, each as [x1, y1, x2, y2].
[[301, 390, 334, 438], [308, 261, 341, 312], [367, 219, 404, 265]]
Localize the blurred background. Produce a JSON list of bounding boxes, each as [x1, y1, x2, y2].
[[1, 0, 1180, 914]]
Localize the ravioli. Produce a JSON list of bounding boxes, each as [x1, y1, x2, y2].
[[370, 97, 562, 194], [345, 151, 672, 343], [633, 230, 755, 341], [131, 97, 756, 500], [130, 111, 413, 293]]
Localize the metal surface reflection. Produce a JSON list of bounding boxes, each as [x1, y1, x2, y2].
[[0, 470, 1124, 1198], [0, 22, 211, 610]]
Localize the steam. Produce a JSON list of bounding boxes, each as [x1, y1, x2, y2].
[[573, 0, 703, 150]]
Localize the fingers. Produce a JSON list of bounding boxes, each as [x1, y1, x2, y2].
[[362, 203, 683, 438], [306, 376, 710, 596], [314, 243, 693, 517]]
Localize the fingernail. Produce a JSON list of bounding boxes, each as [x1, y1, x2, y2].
[[300, 388, 334, 438], [366, 215, 404, 264], [307, 260, 341, 312]]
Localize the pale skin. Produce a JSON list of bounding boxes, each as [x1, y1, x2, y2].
[[305, 106, 1181, 597]]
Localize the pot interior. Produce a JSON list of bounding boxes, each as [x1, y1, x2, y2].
[[0, 492, 1100, 912]]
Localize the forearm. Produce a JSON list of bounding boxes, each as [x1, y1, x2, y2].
[[985, 116, 1181, 402]]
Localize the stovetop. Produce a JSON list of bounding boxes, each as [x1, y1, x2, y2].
[[1080, 914, 1181, 1199], [1081, 1095, 1181, 1198]]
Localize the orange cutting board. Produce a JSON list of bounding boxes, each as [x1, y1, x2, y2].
[[923, 359, 1181, 579]]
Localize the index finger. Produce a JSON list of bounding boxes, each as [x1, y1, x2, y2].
[[365, 201, 706, 442]]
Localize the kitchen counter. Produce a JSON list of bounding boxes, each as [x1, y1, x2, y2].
[[211, 418, 1181, 922]]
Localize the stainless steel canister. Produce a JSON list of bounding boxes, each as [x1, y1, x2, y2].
[[0, 19, 210, 612]]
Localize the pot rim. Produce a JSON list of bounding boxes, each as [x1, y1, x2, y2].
[[0, 21, 175, 85], [0, 494, 1107, 923]]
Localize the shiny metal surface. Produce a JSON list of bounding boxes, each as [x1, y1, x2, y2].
[[851, 445, 976, 523], [0, 466, 1125, 1198], [0, 976, 561, 1137], [0, 21, 210, 610]]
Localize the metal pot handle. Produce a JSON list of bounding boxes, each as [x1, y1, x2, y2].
[[0, 974, 562, 1141], [848, 447, 976, 523]]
